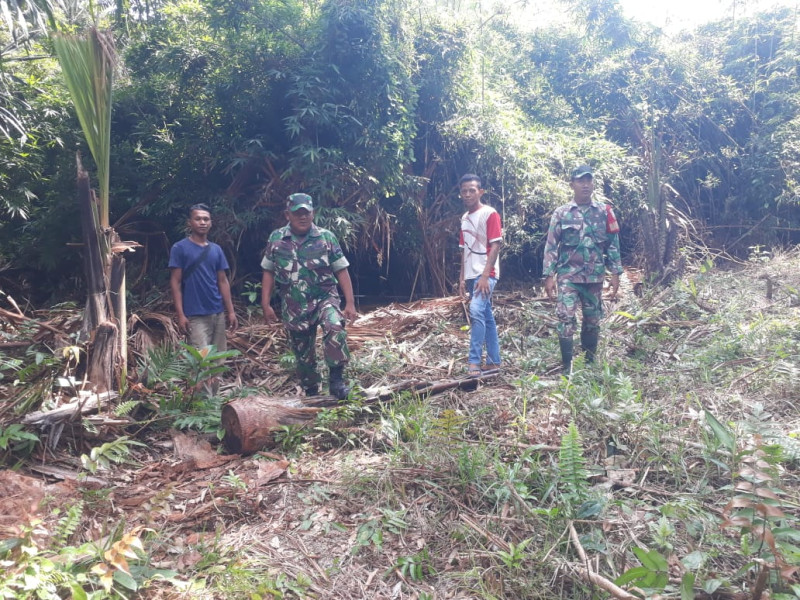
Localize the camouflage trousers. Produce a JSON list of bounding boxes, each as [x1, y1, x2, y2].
[[556, 280, 604, 338], [288, 304, 350, 389]]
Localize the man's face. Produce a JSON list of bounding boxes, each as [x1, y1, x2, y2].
[[570, 175, 594, 205], [460, 180, 484, 211], [286, 208, 314, 236], [188, 209, 212, 236]]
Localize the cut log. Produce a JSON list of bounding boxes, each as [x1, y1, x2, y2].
[[222, 396, 323, 454], [222, 370, 498, 454]]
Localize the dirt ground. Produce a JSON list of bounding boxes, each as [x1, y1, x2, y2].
[[3, 255, 800, 599]]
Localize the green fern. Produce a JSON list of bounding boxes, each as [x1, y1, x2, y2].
[[113, 400, 139, 418], [432, 409, 469, 439], [171, 395, 225, 434], [53, 501, 84, 549], [138, 343, 190, 386], [558, 421, 590, 506]]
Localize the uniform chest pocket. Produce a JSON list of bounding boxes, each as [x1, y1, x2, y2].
[[592, 226, 609, 246], [561, 221, 582, 247], [299, 246, 330, 272], [271, 246, 298, 284]]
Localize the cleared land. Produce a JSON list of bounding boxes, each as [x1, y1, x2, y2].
[[2, 251, 800, 599]]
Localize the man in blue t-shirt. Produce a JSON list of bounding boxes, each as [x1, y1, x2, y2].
[[169, 204, 237, 353]]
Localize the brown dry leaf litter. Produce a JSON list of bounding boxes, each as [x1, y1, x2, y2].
[[3, 256, 800, 599]]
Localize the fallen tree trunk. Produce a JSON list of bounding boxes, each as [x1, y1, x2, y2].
[[222, 370, 498, 454], [21, 391, 117, 426]]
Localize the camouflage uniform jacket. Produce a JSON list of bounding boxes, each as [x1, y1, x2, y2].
[[261, 224, 350, 331], [542, 199, 623, 283]]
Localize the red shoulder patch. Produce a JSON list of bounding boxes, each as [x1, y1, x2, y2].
[[606, 204, 620, 234]]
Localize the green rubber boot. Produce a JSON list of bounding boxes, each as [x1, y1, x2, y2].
[[329, 366, 350, 400], [559, 337, 574, 374], [580, 328, 599, 364]]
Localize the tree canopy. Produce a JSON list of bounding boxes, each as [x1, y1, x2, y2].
[[0, 0, 799, 302]]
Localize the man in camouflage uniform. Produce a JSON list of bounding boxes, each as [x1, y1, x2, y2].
[[543, 165, 622, 372], [261, 193, 358, 399]]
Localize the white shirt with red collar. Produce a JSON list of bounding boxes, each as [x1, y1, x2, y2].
[[459, 204, 502, 280]]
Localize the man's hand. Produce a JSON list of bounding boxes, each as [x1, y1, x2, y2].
[[343, 303, 358, 323], [609, 273, 620, 299], [458, 280, 466, 298], [544, 275, 556, 299], [474, 275, 491, 298], [263, 305, 278, 323], [176, 315, 190, 334], [226, 311, 238, 330]]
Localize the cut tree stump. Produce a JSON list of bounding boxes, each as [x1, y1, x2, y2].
[[86, 321, 118, 393], [222, 370, 498, 454]]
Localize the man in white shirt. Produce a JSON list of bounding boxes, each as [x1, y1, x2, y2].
[[458, 174, 503, 377]]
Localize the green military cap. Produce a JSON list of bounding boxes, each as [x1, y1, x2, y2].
[[287, 193, 314, 211], [571, 165, 593, 180]]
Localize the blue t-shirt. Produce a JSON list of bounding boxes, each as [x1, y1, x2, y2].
[[168, 238, 229, 316]]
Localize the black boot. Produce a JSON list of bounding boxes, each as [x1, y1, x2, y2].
[[304, 385, 319, 396], [580, 328, 599, 364], [329, 366, 350, 400], [559, 337, 573, 374]]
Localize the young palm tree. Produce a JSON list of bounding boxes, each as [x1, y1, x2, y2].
[[53, 27, 130, 391]]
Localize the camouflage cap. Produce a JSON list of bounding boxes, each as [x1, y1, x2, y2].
[[287, 193, 314, 212], [571, 165, 593, 180]]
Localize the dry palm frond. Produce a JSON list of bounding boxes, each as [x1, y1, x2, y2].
[[127, 311, 180, 360]]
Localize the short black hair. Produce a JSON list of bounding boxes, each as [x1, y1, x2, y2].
[[459, 173, 482, 188], [189, 203, 211, 216]]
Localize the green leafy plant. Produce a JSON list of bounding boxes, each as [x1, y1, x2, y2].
[[240, 281, 263, 317], [379, 508, 408, 535], [138, 342, 239, 411], [113, 400, 139, 418], [52, 501, 84, 550], [392, 547, 435, 581], [274, 424, 307, 455], [497, 537, 533, 570], [79, 436, 144, 475], [241, 280, 262, 304], [558, 421, 590, 507], [483, 458, 534, 511], [0, 424, 39, 458], [721, 441, 800, 591], [0, 519, 178, 599], [649, 515, 676, 553], [221, 470, 248, 494], [352, 517, 383, 555], [350, 504, 410, 557], [171, 394, 227, 438], [615, 547, 670, 594]]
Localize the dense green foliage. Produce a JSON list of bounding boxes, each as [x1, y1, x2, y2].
[[0, 0, 799, 303]]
